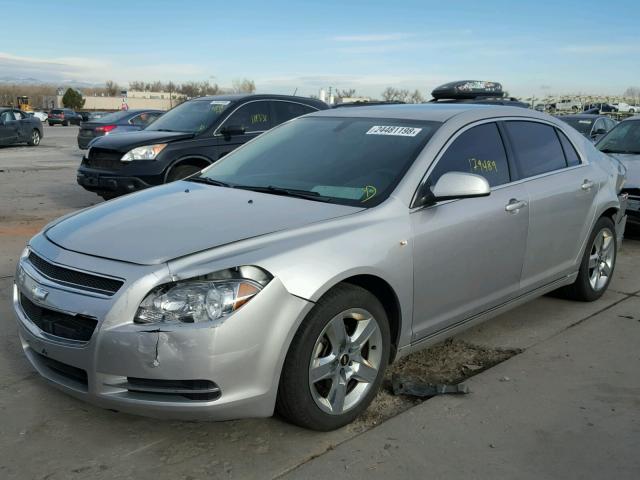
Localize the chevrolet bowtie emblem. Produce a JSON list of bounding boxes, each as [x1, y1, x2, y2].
[[32, 285, 49, 302]]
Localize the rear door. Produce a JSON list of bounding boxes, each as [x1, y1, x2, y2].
[[13, 110, 31, 140], [503, 121, 598, 292], [411, 121, 530, 340], [215, 100, 273, 159]]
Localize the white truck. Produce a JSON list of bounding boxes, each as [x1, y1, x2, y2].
[[549, 98, 582, 113], [612, 102, 639, 113]]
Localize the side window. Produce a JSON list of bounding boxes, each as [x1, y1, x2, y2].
[[272, 101, 316, 125], [429, 122, 510, 187], [13, 111, 25, 120], [504, 121, 566, 178], [220, 101, 272, 133], [556, 129, 581, 167], [1, 111, 16, 122], [130, 112, 158, 126]]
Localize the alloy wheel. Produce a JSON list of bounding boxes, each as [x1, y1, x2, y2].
[[32, 131, 40, 145], [308, 308, 383, 415], [588, 228, 615, 291]]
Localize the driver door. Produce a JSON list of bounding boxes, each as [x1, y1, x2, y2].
[[215, 100, 273, 159], [410, 121, 529, 341]]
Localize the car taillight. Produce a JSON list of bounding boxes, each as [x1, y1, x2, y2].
[[96, 125, 117, 133]]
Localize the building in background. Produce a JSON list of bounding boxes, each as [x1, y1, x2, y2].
[[51, 90, 186, 111]]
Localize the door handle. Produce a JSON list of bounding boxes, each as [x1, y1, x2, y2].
[[581, 179, 595, 191], [505, 199, 528, 212]]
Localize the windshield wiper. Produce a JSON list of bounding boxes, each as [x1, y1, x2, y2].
[[185, 176, 232, 187], [235, 185, 332, 202]]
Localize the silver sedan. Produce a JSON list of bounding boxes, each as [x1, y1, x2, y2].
[[13, 104, 627, 430]]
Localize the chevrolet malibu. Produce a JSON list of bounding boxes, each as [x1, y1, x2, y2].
[[13, 104, 627, 430]]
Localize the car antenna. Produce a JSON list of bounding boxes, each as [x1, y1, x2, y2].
[[292, 87, 298, 96]]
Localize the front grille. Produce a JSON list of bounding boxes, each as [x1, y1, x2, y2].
[[126, 378, 221, 401], [85, 147, 124, 170], [20, 294, 98, 342], [33, 351, 88, 386], [28, 251, 123, 295]]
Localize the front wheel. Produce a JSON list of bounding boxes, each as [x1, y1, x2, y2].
[[28, 129, 40, 146], [277, 284, 390, 431], [62, 121, 68, 126], [166, 164, 202, 182], [557, 217, 616, 301]]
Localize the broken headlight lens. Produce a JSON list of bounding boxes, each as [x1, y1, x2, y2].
[[121, 143, 167, 161], [134, 279, 262, 325]]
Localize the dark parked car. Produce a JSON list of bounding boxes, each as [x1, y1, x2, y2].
[[77, 94, 327, 199], [559, 114, 617, 142], [0, 108, 43, 146], [583, 102, 617, 114], [77, 109, 163, 149], [48, 108, 82, 126]]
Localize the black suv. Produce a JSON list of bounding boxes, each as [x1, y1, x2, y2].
[[48, 108, 82, 126], [77, 94, 327, 199]]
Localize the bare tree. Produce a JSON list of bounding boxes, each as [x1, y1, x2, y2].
[[408, 89, 425, 104], [128, 81, 145, 91], [337, 88, 357, 98], [105, 80, 120, 96], [232, 78, 256, 94]]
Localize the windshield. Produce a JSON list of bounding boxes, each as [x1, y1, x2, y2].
[[196, 116, 441, 207], [146, 99, 230, 133], [562, 117, 593, 135], [597, 120, 640, 154]]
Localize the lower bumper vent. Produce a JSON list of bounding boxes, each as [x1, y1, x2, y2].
[[126, 378, 221, 401]]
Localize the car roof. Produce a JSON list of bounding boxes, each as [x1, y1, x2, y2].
[[193, 93, 327, 108], [621, 115, 640, 123], [308, 103, 543, 123]]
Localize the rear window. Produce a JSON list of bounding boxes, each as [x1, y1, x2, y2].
[[51, 109, 63, 114], [96, 111, 132, 123], [504, 121, 567, 178], [561, 117, 593, 135]]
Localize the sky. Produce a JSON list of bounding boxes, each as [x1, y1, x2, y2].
[[1, 0, 639, 99]]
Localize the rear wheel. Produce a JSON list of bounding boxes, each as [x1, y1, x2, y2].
[[98, 192, 118, 201], [27, 129, 40, 146], [556, 217, 616, 301], [62, 121, 68, 126], [166, 164, 203, 182], [48, 122, 54, 126], [277, 284, 390, 431]]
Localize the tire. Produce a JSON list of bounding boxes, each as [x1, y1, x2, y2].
[[630, 109, 635, 114], [27, 129, 41, 146], [62, 121, 68, 126], [48, 122, 54, 127], [556, 217, 616, 302], [277, 284, 390, 431], [572, 106, 579, 113], [166, 164, 202, 182]]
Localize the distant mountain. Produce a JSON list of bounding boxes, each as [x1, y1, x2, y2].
[[0, 75, 103, 88]]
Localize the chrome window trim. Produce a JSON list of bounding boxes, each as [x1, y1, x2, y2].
[[410, 116, 588, 210]]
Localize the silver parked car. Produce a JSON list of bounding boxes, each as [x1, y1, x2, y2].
[[13, 104, 627, 430]]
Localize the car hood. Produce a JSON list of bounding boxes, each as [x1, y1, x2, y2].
[[89, 129, 194, 152], [45, 181, 363, 265], [609, 153, 640, 187]]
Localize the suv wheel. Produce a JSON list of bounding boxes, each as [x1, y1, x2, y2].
[[167, 164, 202, 182], [277, 284, 390, 431], [556, 217, 616, 301]]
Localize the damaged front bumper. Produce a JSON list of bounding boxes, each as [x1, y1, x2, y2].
[[13, 236, 312, 420]]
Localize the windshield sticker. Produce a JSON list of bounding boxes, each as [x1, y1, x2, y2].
[[210, 100, 230, 106], [468, 158, 498, 173], [578, 120, 592, 124], [312, 186, 366, 200], [366, 125, 422, 137], [362, 185, 377, 202], [251, 113, 268, 124]]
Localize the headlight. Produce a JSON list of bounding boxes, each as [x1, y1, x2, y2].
[[121, 144, 167, 161], [134, 279, 262, 325]]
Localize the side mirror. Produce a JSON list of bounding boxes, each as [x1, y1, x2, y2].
[[592, 128, 607, 137], [415, 172, 490, 207], [219, 125, 245, 138]]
